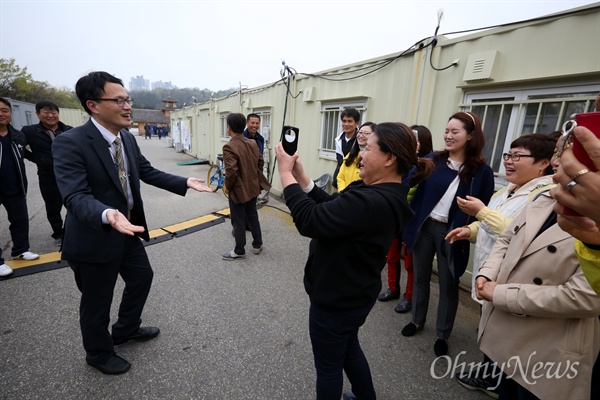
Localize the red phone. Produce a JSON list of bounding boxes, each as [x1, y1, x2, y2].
[[563, 111, 600, 216]]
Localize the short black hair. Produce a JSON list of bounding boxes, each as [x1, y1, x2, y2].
[[35, 101, 59, 113], [340, 107, 360, 123], [511, 133, 556, 175], [0, 97, 11, 109], [247, 113, 260, 122], [227, 113, 246, 134], [75, 71, 123, 115]]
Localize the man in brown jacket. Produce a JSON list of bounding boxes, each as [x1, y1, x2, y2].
[[222, 113, 270, 260]]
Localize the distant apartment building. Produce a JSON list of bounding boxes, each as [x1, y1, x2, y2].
[[152, 80, 175, 90], [129, 75, 150, 91]]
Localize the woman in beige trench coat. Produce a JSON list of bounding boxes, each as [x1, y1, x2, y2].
[[476, 191, 600, 400]]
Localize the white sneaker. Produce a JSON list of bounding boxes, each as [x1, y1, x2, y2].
[[12, 251, 39, 261], [252, 246, 263, 255], [0, 263, 14, 277], [222, 250, 245, 261]]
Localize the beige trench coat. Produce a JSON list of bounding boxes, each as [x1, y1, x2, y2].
[[478, 193, 600, 400]]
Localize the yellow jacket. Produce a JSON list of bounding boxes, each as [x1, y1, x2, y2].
[[337, 154, 361, 191], [577, 240, 600, 297]]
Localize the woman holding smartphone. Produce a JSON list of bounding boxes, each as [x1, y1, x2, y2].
[[401, 112, 495, 357]]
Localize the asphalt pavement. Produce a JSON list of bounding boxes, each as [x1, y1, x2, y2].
[[0, 135, 488, 399]]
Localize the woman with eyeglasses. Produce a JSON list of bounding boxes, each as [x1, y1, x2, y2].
[[474, 153, 600, 400], [337, 122, 377, 191], [401, 112, 495, 358], [446, 133, 557, 301]]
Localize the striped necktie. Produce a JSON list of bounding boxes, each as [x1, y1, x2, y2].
[[114, 137, 128, 200]]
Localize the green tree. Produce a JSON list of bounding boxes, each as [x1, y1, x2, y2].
[[0, 58, 33, 98], [0, 57, 80, 108]]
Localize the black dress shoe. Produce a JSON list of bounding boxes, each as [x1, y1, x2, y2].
[[401, 322, 424, 337], [87, 354, 131, 375], [394, 298, 412, 313], [377, 288, 400, 302], [113, 326, 160, 345], [342, 391, 357, 400], [434, 338, 448, 357]]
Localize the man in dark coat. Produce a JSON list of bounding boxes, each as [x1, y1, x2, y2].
[[22, 101, 73, 245]]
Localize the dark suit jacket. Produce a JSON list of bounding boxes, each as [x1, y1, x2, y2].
[[0, 124, 28, 196], [52, 120, 188, 263], [223, 134, 270, 204]]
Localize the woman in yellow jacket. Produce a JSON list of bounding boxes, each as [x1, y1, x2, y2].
[[337, 122, 376, 191]]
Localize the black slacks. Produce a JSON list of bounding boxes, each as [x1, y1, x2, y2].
[[69, 235, 153, 363], [229, 197, 262, 255], [0, 193, 30, 263], [38, 172, 64, 239]]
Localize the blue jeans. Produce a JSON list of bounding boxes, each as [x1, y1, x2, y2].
[[309, 302, 377, 400]]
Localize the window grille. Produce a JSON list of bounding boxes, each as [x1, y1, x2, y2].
[[460, 86, 598, 174], [319, 101, 367, 159]]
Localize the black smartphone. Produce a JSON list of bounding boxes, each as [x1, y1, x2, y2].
[[282, 126, 300, 156]]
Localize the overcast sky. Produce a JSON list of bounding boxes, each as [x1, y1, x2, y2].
[[1, 0, 597, 92]]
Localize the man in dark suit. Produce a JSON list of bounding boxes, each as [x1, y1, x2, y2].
[[52, 72, 211, 375], [22, 101, 72, 246], [222, 113, 270, 260]]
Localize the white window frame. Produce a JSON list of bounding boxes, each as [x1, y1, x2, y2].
[[252, 108, 272, 144], [252, 108, 272, 165], [461, 84, 599, 176], [220, 113, 229, 140], [319, 100, 367, 159]]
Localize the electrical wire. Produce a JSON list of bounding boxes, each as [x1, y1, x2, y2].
[[441, 5, 598, 37], [265, 62, 295, 190], [292, 5, 598, 82], [300, 37, 435, 82]]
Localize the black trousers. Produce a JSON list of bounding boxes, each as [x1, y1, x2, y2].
[[69, 236, 153, 363], [309, 302, 377, 400], [38, 172, 64, 239], [0, 193, 30, 263], [498, 374, 539, 400], [229, 197, 262, 255]]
